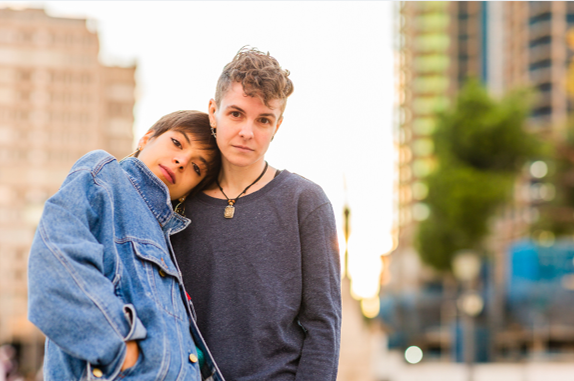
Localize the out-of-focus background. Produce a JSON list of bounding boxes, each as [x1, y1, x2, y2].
[[2, 1, 574, 380]]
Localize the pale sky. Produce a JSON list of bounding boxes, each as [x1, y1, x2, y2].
[[5, 1, 395, 298]]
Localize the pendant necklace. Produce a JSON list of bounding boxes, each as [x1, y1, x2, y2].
[[216, 161, 268, 219]]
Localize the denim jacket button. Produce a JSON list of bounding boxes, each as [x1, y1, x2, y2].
[[188, 354, 198, 363], [159, 269, 166, 277], [92, 368, 103, 378]]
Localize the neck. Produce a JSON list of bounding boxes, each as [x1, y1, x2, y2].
[[218, 158, 269, 196]]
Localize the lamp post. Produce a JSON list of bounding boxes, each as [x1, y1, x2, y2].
[[343, 204, 350, 279], [452, 251, 483, 381]]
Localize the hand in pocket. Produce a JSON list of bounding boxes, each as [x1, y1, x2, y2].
[[121, 340, 139, 371]]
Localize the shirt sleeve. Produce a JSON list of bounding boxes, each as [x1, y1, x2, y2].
[[27, 168, 147, 375], [295, 201, 342, 381]]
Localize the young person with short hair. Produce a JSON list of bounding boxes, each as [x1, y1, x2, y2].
[[28, 111, 225, 381], [172, 48, 342, 380]]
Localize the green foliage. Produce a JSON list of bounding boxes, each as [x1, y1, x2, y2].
[[434, 80, 538, 172], [415, 79, 541, 272], [418, 165, 512, 270], [532, 118, 574, 236]]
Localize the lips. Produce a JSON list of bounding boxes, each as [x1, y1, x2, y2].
[[158, 164, 175, 184], [233, 145, 254, 152]]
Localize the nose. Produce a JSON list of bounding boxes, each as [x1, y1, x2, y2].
[[238, 120, 255, 140], [173, 156, 188, 170]]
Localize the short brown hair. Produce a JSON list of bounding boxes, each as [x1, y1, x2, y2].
[[215, 47, 294, 113], [138, 110, 221, 196]]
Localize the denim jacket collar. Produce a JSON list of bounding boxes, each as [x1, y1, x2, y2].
[[120, 157, 189, 234]]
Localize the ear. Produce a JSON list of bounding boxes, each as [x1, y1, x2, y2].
[[137, 130, 154, 150], [208, 99, 218, 126]]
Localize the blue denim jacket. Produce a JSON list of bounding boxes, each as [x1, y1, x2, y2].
[[28, 150, 225, 381]]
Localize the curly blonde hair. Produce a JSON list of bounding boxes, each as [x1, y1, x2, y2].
[[215, 46, 294, 114]]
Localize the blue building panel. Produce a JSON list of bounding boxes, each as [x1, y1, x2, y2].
[[507, 240, 574, 326]]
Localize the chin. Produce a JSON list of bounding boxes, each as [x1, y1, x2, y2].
[[225, 158, 251, 167], [227, 153, 262, 167]]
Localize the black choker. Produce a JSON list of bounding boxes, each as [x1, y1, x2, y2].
[[216, 161, 269, 219]]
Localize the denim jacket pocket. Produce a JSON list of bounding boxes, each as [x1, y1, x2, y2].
[[113, 344, 143, 380], [131, 240, 186, 320]]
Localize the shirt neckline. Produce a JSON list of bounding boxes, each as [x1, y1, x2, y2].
[[194, 169, 290, 207]]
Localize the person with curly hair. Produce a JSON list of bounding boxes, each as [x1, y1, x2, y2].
[[172, 48, 342, 381]]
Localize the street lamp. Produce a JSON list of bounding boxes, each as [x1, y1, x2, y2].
[[452, 251, 481, 282], [452, 250, 483, 381], [343, 203, 350, 279]]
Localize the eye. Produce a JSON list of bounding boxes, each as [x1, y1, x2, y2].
[[193, 162, 201, 176], [260, 117, 270, 125], [171, 138, 182, 148], [230, 111, 241, 118]]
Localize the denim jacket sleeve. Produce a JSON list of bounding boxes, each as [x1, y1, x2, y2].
[[295, 202, 342, 381], [28, 167, 147, 375]]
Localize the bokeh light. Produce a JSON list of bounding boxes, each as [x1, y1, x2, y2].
[[530, 160, 548, 178], [360, 296, 381, 319], [404, 346, 423, 364], [458, 292, 484, 317], [412, 202, 430, 221]]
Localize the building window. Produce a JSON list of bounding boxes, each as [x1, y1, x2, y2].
[[532, 106, 552, 117], [529, 12, 552, 25], [529, 36, 551, 48], [529, 59, 552, 71]]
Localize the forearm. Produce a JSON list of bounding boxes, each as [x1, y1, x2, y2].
[[296, 202, 342, 380], [294, 318, 341, 381], [28, 218, 146, 366]]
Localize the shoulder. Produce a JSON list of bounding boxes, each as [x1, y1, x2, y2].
[[277, 170, 333, 222], [47, 152, 121, 211], [60, 150, 124, 193], [69, 150, 119, 176], [280, 170, 330, 205]]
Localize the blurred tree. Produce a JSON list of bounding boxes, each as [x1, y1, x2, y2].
[[416, 79, 541, 271], [532, 118, 574, 237]]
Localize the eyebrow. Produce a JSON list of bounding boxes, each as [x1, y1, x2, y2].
[[180, 131, 191, 145], [259, 113, 276, 118], [227, 105, 246, 115], [176, 131, 209, 165]]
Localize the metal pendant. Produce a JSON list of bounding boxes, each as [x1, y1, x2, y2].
[[224, 205, 235, 219]]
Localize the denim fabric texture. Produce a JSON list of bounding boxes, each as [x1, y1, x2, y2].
[[28, 150, 224, 381]]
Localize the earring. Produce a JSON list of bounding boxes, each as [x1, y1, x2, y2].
[[210, 126, 217, 139], [121, 147, 141, 161], [271, 135, 275, 142], [174, 195, 186, 216]]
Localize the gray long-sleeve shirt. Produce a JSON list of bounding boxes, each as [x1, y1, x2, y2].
[[172, 170, 341, 381]]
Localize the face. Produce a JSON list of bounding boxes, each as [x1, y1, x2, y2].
[[137, 129, 212, 200], [209, 82, 283, 168]]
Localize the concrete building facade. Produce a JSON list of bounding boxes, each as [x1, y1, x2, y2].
[[0, 7, 135, 372]]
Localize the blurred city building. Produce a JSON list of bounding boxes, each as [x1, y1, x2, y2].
[[391, 0, 574, 368], [0, 7, 135, 374]]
